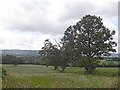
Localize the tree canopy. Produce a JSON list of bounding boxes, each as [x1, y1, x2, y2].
[[61, 14, 117, 73]]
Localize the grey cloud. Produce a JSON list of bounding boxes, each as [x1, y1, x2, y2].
[[59, 2, 95, 22], [10, 18, 66, 34], [119, 1, 120, 17], [7, 0, 118, 35], [118, 1, 120, 25], [96, 2, 118, 18], [20, 0, 50, 12], [0, 39, 5, 44], [7, 1, 97, 35], [59, 1, 118, 22], [7, 0, 67, 34]]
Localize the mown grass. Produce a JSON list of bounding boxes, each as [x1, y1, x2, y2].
[[2, 64, 120, 88]]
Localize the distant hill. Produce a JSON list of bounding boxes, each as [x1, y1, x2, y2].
[[1, 49, 120, 58], [109, 53, 120, 58], [2, 50, 41, 57]]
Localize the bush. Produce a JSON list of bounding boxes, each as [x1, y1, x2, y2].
[[98, 60, 119, 67], [2, 68, 7, 79]]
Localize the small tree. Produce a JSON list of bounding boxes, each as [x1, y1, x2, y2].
[[41, 39, 68, 71], [41, 39, 61, 70], [2, 68, 7, 79]]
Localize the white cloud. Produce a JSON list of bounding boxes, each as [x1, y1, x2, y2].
[[0, 0, 118, 51], [0, 29, 62, 50]]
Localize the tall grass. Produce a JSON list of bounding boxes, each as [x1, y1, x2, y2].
[[2, 64, 119, 88]]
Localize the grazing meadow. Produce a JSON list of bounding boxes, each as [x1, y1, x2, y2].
[[2, 64, 120, 88]]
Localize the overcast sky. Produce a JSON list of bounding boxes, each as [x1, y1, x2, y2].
[[0, 0, 119, 52]]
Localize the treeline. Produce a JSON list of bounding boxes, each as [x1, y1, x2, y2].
[[2, 54, 120, 67], [2, 55, 45, 65]]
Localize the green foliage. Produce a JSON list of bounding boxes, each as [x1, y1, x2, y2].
[[98, 60, 119, 67], [62, 14, 117, 74], [2, 67, 7, 79], [98, 60, 107, 67], [41, 39, 67, 71], [11, 56, 23, 66], [41, 39, 59, 69], [2, 55, 25, 65]]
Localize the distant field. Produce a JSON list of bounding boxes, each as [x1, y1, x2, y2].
[[0, 64, 1, 66], [2, 64, 120, 88]]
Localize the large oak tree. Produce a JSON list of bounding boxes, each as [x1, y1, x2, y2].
[[62, 15, 117, 73]]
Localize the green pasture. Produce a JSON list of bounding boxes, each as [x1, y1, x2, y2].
[[2, 64, 119, 88]]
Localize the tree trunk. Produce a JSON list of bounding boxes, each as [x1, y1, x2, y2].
[[54, 65, 58, 70], [85, 63, 96, 74], [61, 66, 66, 72]]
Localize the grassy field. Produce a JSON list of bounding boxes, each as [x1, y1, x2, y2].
[[0, 64, 2, 89], [1, 64, 120, 88]]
